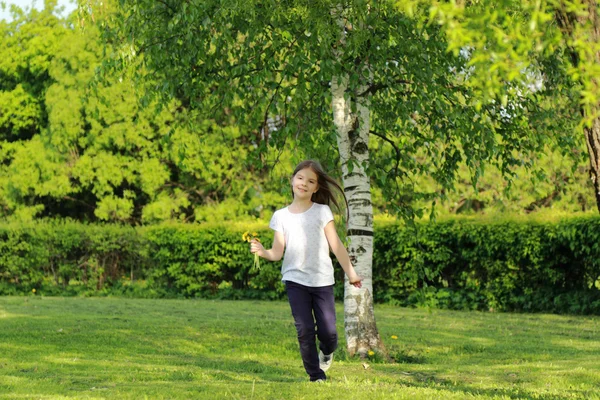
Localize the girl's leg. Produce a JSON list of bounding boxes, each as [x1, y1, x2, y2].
[[285, 281, 326, 381], [312, 284, 338, 356]]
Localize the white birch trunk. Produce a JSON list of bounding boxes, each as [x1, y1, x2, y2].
[[330, 4, 384, 357], [332, 75, 384, 357]]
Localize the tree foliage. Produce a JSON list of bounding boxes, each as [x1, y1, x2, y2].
[[0, 1, 596, 224], [0, 2, 287, 223], [395, 0, 600, 210], [97, 0, 587, 220]]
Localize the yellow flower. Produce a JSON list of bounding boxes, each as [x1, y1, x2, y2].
[[391, 335, 398, 340], [368, 350, 375, 357], [32, 289, 36, 293], [242, 231, 261, 271]]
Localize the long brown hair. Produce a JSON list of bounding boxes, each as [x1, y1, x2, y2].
[[291, 160, 348, 218]]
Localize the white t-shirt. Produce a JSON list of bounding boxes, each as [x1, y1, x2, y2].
[[269, 203, 335, 287]]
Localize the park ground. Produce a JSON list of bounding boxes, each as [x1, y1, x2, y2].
[[0, 297, 599, 399]]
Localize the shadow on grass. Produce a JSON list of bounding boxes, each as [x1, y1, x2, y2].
[[3, 354, 300, 391], [192, 357, 301, 383], [383, 369, 590, 400]]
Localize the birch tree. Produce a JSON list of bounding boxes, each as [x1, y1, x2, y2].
[[330, 6, 380, 354], [99, 0, 559, 355]]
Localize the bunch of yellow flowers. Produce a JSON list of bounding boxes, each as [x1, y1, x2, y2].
[[242, 231, 261, 271]]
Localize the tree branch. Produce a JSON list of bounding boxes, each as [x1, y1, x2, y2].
[[162, 181, 205, 199], [369, 129, 401, 178], [138, 33, 187, 55], [359, 78, 412, 97]]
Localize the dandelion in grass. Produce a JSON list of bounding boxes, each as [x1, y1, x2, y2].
[[391, 335, 398, 340], [368, 350, 375, 357], [243, 231, 261, 271]]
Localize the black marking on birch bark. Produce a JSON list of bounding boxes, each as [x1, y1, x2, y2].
[[343, 172, 366, 180], [348, 212, 373, 225], [344, 185, 358, 192], [353, 141, 368, 155], [347, 229, 374, 236], [352, 245, 366, 254], [348, 199, 372, 207], [347, 113, 367, 155], [353, 212, 373, 218], [347, 192, 371, 197], [348, 118, 360, 146]]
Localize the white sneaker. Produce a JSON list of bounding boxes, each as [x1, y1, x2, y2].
[[319, 350, 333, 372]]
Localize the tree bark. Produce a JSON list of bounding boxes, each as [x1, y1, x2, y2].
[[585, 119, 600, 212], [556, 0, 600, 212], [330, 4, 385, 358], [583, 1, 600, 212], [332, 73, 384, 357]]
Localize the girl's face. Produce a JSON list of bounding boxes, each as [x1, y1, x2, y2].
[[291, 167, 319, 200]]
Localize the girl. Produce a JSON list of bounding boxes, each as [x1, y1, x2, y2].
[[250, 160, 363, 382]]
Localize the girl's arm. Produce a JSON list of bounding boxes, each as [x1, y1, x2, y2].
[[324, 221, 363, 288], [250, 231, 285, 261]]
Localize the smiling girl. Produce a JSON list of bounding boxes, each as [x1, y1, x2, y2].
[[250, 160, 362, 382]]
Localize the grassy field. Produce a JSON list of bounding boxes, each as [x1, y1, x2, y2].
[[0, 297, 599, 400]]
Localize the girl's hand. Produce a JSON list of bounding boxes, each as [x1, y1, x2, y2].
[[348, 274, 363, 289], [250, 239, 265, 257]]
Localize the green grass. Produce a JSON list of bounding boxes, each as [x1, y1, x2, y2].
[[0, 297, 599, 399]]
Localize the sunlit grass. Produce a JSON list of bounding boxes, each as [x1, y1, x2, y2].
[[0, 297, 599, 399]]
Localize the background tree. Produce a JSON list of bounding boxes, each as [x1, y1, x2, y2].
[[0, 2, 287, 223], [400, 0, 600, 211], [97, 0, 577, 355]]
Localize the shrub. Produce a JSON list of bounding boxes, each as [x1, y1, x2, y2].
[[373, 216, 600, 313], [1, 216, 599, 314]]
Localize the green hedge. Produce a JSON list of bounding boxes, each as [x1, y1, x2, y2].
[[1, 217, 599, 314], [0, 222, 144, 297], [0, 221, 280, 300], [372, 216, 600, 313], [142, 224, 282, 299]]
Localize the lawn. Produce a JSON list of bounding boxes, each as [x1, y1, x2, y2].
[[0, 296, 598, 399]]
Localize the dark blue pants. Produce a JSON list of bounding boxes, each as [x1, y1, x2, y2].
[[285, 281, 338, 381]]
